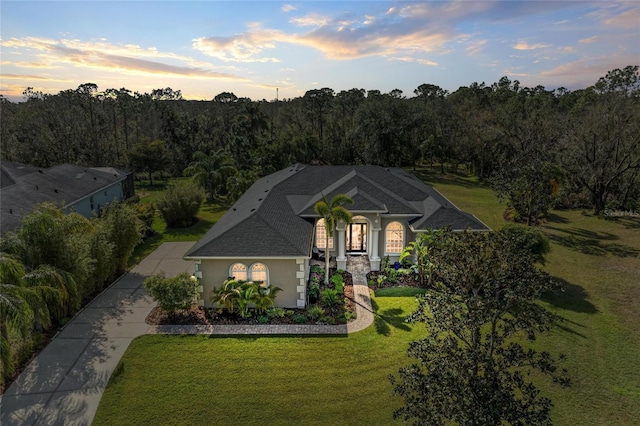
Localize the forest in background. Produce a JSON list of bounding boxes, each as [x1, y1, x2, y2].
[[1, 65, 638, 222]]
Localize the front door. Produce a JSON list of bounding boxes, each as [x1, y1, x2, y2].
[[346, 222, 367, 253]]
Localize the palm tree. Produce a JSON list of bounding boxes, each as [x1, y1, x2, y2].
[[184, 149, 237, 203], [314, 193, 354, 285], [0, 253, 68, 379]]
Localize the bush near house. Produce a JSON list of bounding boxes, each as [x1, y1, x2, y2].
[[144, 272, 199, 315]]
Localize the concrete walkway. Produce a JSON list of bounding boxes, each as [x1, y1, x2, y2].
[[0, 244, 375, 426]]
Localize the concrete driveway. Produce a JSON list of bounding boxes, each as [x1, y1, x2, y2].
[[0, 242, 195, 426]]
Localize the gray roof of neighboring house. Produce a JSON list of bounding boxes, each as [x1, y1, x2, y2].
[[0, 161, 128, 236], [185, 164, 489, 259]]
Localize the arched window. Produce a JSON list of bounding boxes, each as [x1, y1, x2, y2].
[[250, 262, 268, 284], [229, 263, 248, 281], [315, 218, 334, 249], [385, 222, 404, 254]]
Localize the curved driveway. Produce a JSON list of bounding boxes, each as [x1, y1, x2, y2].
[[0, 242, 195, 426], [0, 243, 374, 426]]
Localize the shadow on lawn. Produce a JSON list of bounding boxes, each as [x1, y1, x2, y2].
[[371, 299, 412, 336], [546, 226, 639, 258], [542, 277, 598, 315]]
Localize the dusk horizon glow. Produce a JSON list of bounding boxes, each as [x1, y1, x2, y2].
[[1, 1, 638, 102]]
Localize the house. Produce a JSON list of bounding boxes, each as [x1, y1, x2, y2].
[[0, 160, 135, 236], [184, 164, 489, 308]]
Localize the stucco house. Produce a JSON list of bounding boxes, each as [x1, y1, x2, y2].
[[185, 164, 489, 308], [0, 160, 134, 236]]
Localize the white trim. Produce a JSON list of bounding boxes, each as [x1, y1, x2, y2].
[[384, 221, 405, 255]]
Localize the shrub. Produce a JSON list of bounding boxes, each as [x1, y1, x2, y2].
[[308, 283, 320, 301], [386, 269, 398, 284], [307, 305, 325, 321], [292, 314, 308, 324], [321, 288, 339, 307], [267, 307, 286, 318], [377, 275, 388, 286], [330, 274, 344, 293], [321, 316, 336, 325], [500, 223, 551, 263], [97, 202, 143, 272], [144, 272, 198, 314], [257, 315, 269, 324], [368, 278, 376, 287], [156, 180, 205, 228], [338, 311, 355, 323]]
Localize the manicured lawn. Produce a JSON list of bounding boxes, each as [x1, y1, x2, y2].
[[93, 296, 424, 425], [96, 168, 640, 425]]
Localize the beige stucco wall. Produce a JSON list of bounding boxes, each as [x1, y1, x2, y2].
[[195, 257, 308, 309]]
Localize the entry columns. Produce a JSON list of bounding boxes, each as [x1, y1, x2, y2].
[[370, 215, 381, 271], [336, 220, 347, 270]]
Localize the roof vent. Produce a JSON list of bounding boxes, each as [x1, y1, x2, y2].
[[54, 189, 59, 193], [258, 198, 263, 201], [9, 209, 12, 214], [38, 169, 43, 173], [36, 185, 39, 190], [233, 208, 236, 211], [93, 177, 97, 180], [264, 189, 268, 193], [250, 208, 256, 212]]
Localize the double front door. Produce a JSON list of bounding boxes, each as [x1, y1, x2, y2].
[[346, 222, 367, 253]]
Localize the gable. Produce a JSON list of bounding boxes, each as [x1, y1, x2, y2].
[[185, 164, 489, 259]]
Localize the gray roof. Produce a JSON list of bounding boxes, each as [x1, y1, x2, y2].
[[1, 161, 128, 236], [185, 164, 489, 259]]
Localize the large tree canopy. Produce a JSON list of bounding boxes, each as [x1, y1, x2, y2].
[[390, 229, 569, 426]]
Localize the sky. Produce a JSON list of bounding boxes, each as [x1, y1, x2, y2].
[[1, 1, 638, 102]]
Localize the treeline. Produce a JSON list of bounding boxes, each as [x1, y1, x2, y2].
[[1, 66, 638, 219]]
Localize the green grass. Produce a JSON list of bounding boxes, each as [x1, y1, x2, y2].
[[128, 179, 227, 266], [93, 296, 423, 426], [96, 167, 640, 425]]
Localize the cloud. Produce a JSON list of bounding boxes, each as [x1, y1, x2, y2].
[[466, 39, 487, 56], [2, 37, 247, 80], [282, 4, 296, 13], [580, 36, 598, 44], [513, 41, 552, 50], [605, 8, 640, 28], [193, 30, 283, 62]]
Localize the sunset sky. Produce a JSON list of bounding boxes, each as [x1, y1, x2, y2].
[[1, 1, 638, 102]]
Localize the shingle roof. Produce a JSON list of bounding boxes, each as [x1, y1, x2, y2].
[[0, 161, 127, 236], [185, 164, 489, 259]]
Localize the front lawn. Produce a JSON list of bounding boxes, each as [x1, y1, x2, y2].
[[93, 296, 423, 426], [95, 168, 640, 425]]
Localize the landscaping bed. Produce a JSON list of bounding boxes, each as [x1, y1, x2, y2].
[[146, 267, 356, 326]]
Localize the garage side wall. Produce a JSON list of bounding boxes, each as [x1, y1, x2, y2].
[[197, 258, 307, 309]]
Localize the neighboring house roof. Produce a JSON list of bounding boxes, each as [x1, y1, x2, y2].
[[0, 160, 130, 236], [185, 164, 490, 259]]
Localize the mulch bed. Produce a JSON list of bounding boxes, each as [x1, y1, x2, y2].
[[146, 283, 356, 326], [366, 270, 424, 289]]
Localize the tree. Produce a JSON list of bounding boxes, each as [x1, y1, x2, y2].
[[313, 193, 354, 284], [399, 230, 445, 287], [390, 230, 569, 426], [128, 137, 170, 185], [562, 66, 640, 213], [0, 253, 68, 379], [156, 180, 205, 228], [183, 149, 237, 202]]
